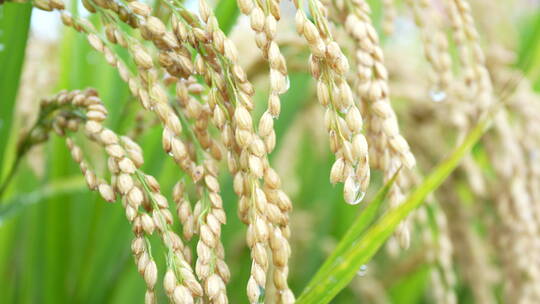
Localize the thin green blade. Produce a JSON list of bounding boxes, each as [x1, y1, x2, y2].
[[297, 113, 492, 304], [304, 170, 399, 290], [0, 177, 86, 225], [0, 3, 32, 185]]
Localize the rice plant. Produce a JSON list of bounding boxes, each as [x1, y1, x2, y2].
[[0, 0, 539, 303]]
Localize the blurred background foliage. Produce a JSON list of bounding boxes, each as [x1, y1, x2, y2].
[[0, 0, 540, 303]]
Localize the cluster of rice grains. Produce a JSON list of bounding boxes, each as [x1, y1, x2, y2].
[[330, 0, 416, 250], [34, 90, 203, 303], [18, 0, 540, 302], [401, 0, 540, 303], [30, 0, 295, 302]]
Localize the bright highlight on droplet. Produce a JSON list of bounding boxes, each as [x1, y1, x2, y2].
[[429, 89, 447, 103], [357, 264, 368, 276]]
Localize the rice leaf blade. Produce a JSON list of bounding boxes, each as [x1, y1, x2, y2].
[[0, 177, 86, 226], [215, 0, 239, 34], [0, 3, 32, 185], [304, 171, 398, 290], [297, 113, 492, 304]]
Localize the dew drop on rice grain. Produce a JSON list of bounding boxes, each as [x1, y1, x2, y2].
[[340, 107, 351, 115], [429, 89, 447, 103], [281, 74, 290, 94], [350, 175, 366, 204], [353, 191, 366, 204], [278, 73, 291, 95]]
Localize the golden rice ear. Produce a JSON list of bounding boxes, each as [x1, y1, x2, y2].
[[29, 0, 311, 300], [30, 88, 205, 300], [330, 0, 418, 251], [407, 0, 454, 95], [293, 0, 371, 208], [382, 0, 397, 36]]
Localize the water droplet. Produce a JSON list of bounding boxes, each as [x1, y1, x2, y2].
[[429, 89, 446, 103], [281, 74, 290, 94], [357, 264, 368, 276], [167, 152, 174, 157], [258, 286, 266, 301], [353, 191, 366, 204], [332, 256, 344, 267], [345, 174, 365, 204], [272, 70, 290, 94], [0, 44, 5, 52], [339, 105, 350, 114]]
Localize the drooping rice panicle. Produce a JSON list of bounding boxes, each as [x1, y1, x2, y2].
[[332, 0, 416, 249], [293, 0, 371, 206], [38, 89, 203, 303]]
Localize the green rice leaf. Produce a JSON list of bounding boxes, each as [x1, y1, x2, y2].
[[297, 112, 492, 304], [0, 3, 32, 185], [0, 177, 86, 226], [304, 170, 398, 289], [214, 0, 239, 35]]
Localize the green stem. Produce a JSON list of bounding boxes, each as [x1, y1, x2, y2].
[[0, 155, 22, 200]]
